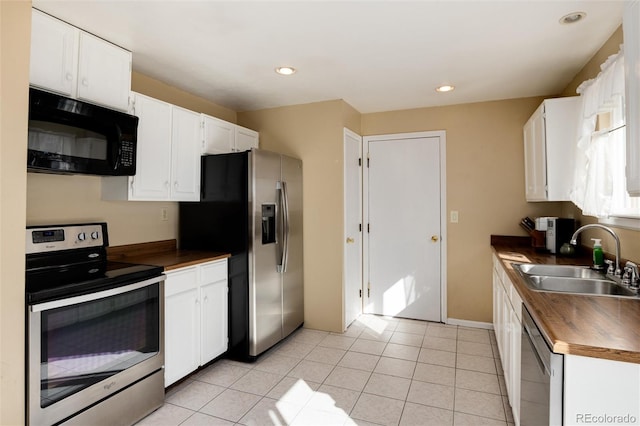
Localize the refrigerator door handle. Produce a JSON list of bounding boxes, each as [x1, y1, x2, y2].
[[276, 181, 288, 273], [280, 181, 290, 273]]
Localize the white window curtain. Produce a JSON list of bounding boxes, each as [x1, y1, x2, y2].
[[570, 48, 625, 218]]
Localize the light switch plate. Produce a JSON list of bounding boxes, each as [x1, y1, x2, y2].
[[450, 210, 459, 223]]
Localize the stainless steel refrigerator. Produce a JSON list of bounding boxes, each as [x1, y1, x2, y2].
[[179, 149, 303, 360]]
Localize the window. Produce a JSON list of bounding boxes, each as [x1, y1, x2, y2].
[[571, 49, 640, 229]]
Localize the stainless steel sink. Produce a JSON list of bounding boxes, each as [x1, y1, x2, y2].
[[513, 263, 639, 298], [526, 276, 637, 297], [515, 264, 605, 279]]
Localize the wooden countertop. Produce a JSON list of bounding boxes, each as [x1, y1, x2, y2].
[[492, 237, 640, 364], [108, 239, 230, 271]]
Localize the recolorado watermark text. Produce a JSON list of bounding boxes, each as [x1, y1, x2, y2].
[[576, 413, 638, 424]]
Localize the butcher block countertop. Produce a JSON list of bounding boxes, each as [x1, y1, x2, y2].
[[492, 236, 640, 364], [108, 239, 230, 271]]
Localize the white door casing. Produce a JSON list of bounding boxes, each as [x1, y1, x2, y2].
[[363, 131, 446, 322], [343, 128, 363, 330]]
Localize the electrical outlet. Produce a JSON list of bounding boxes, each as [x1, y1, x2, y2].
[[161, 208, 168, 221], [450, 210, 459, 223]]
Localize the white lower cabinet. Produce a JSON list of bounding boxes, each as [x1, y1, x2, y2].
[[492, 254, 522, 425], [164, 259, 228, 387], [564, 354, 640, 426]]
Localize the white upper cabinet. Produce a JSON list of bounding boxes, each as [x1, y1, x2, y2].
[[235, 125, 259, 152], [624, 1, 640, 197], [201, 114, 259, 154], [128, 93, 172, 200], [102, 93, 200, 202], [523, 97, 580, 202], [202, 115, 235, 154], [75, 32, 131, 111], [171, 106, 202, 201], [30, 9, 132, 111], [29, 9, 79, 97]]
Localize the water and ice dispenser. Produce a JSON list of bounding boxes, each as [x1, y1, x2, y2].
[[261, 204, 276, 244]]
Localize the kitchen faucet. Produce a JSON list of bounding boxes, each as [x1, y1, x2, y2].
[[570, 224, 622, 277]]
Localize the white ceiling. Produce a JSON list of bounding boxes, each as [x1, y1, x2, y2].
[[32, 1, 624, 114]]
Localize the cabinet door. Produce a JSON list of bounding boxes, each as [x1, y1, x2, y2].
[[29, 9, 79, 96], [171, 107, 201, 201], [494, 273, 506, 361], [524, 104, 548, 201], [76, 32, 131, 111], [200, 280, 228, 364], [234, 126, 259, 152], [164, 268, 200, 387], [501, 287, 512, 397], [130, 93, 172, 200], [509, 306, 521, 423], [200, 260, 228, 364], [202, 115, 234, 154]]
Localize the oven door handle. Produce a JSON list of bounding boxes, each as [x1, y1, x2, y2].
[[30, 275, 164, 312]]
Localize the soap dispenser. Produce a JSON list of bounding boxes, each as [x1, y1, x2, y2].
[[591, 238, 604, 270]]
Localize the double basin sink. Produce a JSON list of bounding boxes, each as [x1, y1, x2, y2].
[[513, 264, 639, 298]]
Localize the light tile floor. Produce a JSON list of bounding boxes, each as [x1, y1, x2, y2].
[[138, 315, 514, 426]]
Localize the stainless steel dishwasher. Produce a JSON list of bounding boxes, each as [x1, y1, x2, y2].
[[520, 305, 564, 425]]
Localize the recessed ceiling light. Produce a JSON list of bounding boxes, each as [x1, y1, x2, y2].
[[275, 66, 296, 76], [435, 85, 455, 93], [560, 12, 586, 24]]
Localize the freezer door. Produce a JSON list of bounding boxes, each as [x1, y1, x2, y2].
[[250, 149, 284, 356], [281, 155, 304, 337]]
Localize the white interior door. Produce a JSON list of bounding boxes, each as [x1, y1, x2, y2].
[[364, 133, 444, 322], [344, 128, 363, 329]]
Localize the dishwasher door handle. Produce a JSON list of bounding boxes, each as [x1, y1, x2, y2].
[[523, 322, 550, 376]]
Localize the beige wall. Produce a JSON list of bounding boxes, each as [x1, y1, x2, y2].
[[239, 100, 355, 332], [239, 96, 565, 326], [132, 72, 237, 123], [361, 99, 564, 322], [1, 1, 30, 424], [27, 69, 239, 246]]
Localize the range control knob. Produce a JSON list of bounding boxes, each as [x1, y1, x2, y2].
[[78, 232, 86, 241], [91, 231, 100, 240]]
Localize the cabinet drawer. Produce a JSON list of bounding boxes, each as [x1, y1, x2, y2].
[[165, 267, 198, 297], [200, 260, 228, 284]]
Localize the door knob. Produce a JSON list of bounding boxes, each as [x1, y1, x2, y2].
[[431, 235, 439, 242], [346, 237, 355, 244]]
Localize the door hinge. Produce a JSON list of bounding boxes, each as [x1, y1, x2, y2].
[[367, 154, 370, 168], [359, 289, 362, 298], [367, 282, 371, 297], [358, 158, 362, 167], [367, 223, 370, 233], [359, 223, 362, 232]]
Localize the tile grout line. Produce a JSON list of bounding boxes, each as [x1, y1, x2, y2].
[[154, 317, 511, 426]]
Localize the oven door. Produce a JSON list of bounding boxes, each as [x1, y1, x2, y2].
[[27, 276, 164, 426]]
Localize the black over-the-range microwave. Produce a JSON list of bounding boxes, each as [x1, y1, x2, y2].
[[27, 88, 139, 176]]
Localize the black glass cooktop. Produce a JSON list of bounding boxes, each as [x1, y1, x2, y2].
[[26, 260, 164, 304]]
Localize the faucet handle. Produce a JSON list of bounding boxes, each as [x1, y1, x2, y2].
[[604, 259, 614, 275], [624, 261, 639, 288]]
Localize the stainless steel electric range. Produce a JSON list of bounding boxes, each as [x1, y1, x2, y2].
[[25, 222, 165, 425]]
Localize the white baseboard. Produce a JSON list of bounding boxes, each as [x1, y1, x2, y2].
[[446, 318, 494, 330]]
